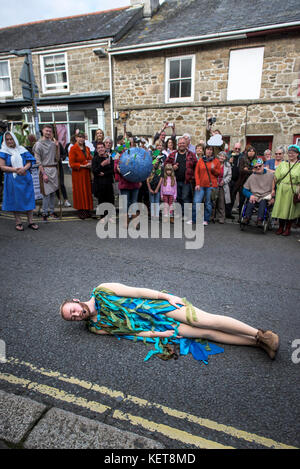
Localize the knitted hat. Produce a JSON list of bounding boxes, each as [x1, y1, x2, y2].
[[288, 144, 300, 154]]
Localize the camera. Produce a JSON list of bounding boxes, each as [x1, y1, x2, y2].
[[208, 117, 217, 126]]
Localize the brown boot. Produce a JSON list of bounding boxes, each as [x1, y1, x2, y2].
[[276, 219, 285, 235], [256, 329, 279, 359], [282, 220, 292, 236]]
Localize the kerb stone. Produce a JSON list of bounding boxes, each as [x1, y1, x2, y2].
[[24, 407, 164, 449]]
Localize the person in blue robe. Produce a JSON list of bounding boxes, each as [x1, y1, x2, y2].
[[0, 131, 38, 231], [60, 283, 280, 362]]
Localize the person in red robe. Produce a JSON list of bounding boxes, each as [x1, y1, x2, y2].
[[69, 133, 93, 219]]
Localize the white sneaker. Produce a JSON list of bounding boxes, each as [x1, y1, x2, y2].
[[203, 221, 208, 225], [64, 200, 71, 207], [186, 220, 194, 224]]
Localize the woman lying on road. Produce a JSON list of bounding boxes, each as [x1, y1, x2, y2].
[[60, 283, 279, 363]]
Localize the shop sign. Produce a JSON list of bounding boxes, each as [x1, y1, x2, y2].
[[21, 105, 68, 113]]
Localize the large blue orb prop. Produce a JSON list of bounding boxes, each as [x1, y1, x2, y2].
[[119, 147, 153, 182]]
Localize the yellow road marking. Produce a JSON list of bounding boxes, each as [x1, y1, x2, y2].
[[0, 371, 230, 449], [2, 357, 298, 449], [0, 372, 109, 414], [113, 409, 234, 449]]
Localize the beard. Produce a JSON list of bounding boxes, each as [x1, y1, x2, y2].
[[75, 301, 91, 319]]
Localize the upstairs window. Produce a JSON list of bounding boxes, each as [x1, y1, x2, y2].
[[0, 60, 12, 96], [166, 55, 195, 103], [41, 53, 69, 93], [227, 47, 264, 101]]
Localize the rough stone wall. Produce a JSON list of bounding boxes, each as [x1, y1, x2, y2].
[[113, 33, 300, 149], [8, 45, 110, 98]]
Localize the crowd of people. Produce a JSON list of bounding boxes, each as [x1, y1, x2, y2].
[[0, 119, 299, 236]]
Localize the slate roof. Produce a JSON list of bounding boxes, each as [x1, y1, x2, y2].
[[112, 0, 300, 48], [0, 7, 142, 54]]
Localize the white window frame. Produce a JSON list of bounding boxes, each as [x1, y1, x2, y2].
[[40, 52, 69, 94], [165, 55, 195, 103], [0, 60, 13, 97], [227, 47, 264, 101]]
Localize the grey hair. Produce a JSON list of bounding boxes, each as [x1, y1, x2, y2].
[[275, 145, 285, 153]]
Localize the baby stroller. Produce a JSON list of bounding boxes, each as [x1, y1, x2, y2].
[[240, 197, 273, 234]]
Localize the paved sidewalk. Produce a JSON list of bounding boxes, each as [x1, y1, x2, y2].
[[0, 390, 164, 449]]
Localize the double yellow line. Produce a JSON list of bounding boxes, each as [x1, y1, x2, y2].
[[0, 357, 297, 449]]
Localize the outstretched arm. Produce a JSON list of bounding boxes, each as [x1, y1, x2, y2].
[[90, 327, 180, 339], [97, 283, 185, 309]]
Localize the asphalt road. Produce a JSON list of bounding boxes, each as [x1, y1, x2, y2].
[[0, 214, 300, 449]]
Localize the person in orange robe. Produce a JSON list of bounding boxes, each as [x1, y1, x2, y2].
[[69, 132, 93, 219]]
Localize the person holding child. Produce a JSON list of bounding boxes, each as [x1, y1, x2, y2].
[[160, 163, 177, 223]]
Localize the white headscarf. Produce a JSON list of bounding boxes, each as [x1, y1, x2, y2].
[[1, 131, 28, 178]]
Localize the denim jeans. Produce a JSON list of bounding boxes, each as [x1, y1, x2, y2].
[[149, 191, 160, 217], [176, 181, 192, 216], [192, 187, 213, 223], [120, 188, 139, 212]]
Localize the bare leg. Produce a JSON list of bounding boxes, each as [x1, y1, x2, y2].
[[166, 305, 258, 338], [177, 323, 256, 346], [14, 212, 23, 230], [27, 210, 34, 224]]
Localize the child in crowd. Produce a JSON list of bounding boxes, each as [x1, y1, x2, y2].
[[147, 156, 163, 219], [160, 163, 177, 222]]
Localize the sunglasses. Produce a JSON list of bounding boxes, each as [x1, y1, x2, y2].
[[254, 164, 263, 168]]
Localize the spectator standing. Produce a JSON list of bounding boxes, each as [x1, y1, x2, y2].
[[0, 131, 38, 231], [92, 128, 104, 150], [265, 146, 284, 173], [227, 142, 243, 219], [104, 137, 114, 157], [264, 149, 272, 161], [33, 125, 59, 221], [183, 133, 196, 154], [215, 151, 232, 224], [161, 164, 177, 223], [187, 145, 221, 225], [162, 138, 176, 161], [114, 147, 141, 227], [165, 137, 197, 218], [69, 132, 93, 219], [56, 142, 71, 208], [153, 122, 176, 150], [195, 143, 205, 161], [0, 121, 8, 203], [235, 146, 257, 220], [272, 145, 300, 236], [147, 156, 163, 219], [92, 141, 114, 222]]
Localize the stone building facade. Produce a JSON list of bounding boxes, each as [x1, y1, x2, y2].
[[0, 6, 142, 143], [3, 44, 112, 141], [111, 31, 300, 153], [1, 0, 300, 155]]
